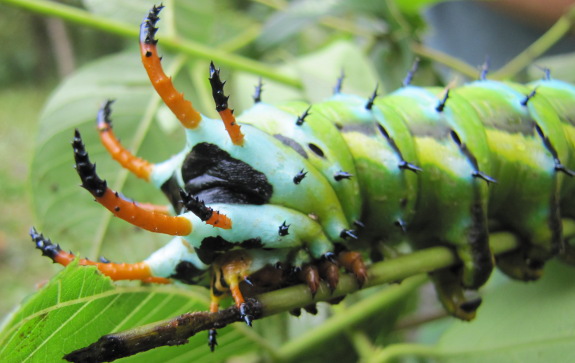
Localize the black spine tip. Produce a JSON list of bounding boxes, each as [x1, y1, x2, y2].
[[208, 62, 229, 112], [293, 169, 307, 184], [97, 100, 115, 129], [179, 189, 214, 221], [333, 170, 353, 181], [239, 303, 253, 327], [30, 227, 62, 260], [365, 84, 379, 110], [394, 219, 407, 232], [253, 78, 263, 104], [479, 56, 490, 81], [353, 220, 365, 229], [140, 5, 164, 45], [472, 170, 498, 184], [402, 58, 420, 87], [398, 160, 422, 173], [333, 69, 345, 94], [278, 221, 290, 236], [208, 329, 218, 352], [520, 88, 537, 106], [296, 106, 312, 126], [72, 129, 108, 197], [322, 251, 337, 263], [340, 229, 358, 240], [436, 89, 450, 112]]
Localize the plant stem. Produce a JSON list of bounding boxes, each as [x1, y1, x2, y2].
[[0, 0, 303, 88], [368, 343, 438, 363], [492, 5, 575, 79]]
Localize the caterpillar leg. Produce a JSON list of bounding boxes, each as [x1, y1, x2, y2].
[[72, 129, 231, 234], [30, 227, 170, 284], [429, 268, 482, 321]]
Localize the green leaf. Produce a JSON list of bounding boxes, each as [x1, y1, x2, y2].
[[0, 261, 257, 362], [434, 261, 575, 362]]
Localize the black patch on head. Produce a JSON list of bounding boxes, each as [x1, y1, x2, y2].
[[196, 236, 231, 264], [170, 260, 206, 285], [182, 143, 273, 205], [274, 134, 308, 159], [240, 238, 263, 249]]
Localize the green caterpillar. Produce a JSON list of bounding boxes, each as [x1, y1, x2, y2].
[[30, 5, 575, 359]]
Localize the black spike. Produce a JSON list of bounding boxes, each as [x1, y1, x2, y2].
[[99, 256, 111, 263], [479, 56, 490, 80], [353, 220, 365, 229], [402, 58, 420, 87], [239, 303, 253, 327], [472, 171, 498, 184], [73, 129, 108, 197], [209, 62, 230, 112], [140, 5, 164, 45], [97, 100, 115, 130], [365, 84, 379, 110], [340, 229, 358, 240], [555, 163, 575, 176], [520, 88, 537, 106], [278, 221, 290, 236], [30, 227, 62, 260], [253, 78, 263, 103], [395, 219, 407, 232], [296, 106, 312, 126], [398, 160, 422, 172], [179, 189, 214, 221], [208, 329, 218, 352], [436, 89, 450, 112], [333, 69, 345, 94], [322, 251, 337, 263], [334, 170, 353, 181], [293, 169, 307, 184]]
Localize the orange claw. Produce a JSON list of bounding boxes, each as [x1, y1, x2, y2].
[[140, 6, 202, 129], [97, 101, 154, 181]]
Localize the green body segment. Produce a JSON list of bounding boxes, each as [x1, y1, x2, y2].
[[527, 79, 575, 218], [453, 80, 568, 279]]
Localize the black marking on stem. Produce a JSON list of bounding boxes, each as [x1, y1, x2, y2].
[[402, 58, 420, 87], [296, 106, 312, 126], [333, 69, 345, 94], [436, 89, 450, 112], [209, 62, 230, 112], [278, 221, 290, 236], [253, 78, 263, 103], [365, 84, 379, 110], [293, 169, 307, 184], [179, 189, 214, 221], [334, 171, 353, 181], [140, 5, 163, 45], [73, 129, 108, 197], [30, 227, 62, 260], [520, 88, 537, 106]]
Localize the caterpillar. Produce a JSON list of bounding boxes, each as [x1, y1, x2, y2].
[[28, 4, 575, 360]]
